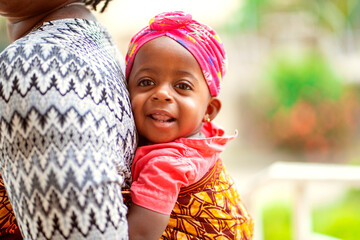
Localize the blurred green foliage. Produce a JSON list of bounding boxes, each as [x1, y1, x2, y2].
[[232, 0, 271, 31], [313, 189, 360, 240], [265, 51, 343, 111], [312, 0, 360, 33], [262, 189, 360, 240], [252, 50, 357, 154], [262, 200, 292, 240], [228, 0, 360, 34], [231, 0, 360, 155], [0, 17, 10, 51]]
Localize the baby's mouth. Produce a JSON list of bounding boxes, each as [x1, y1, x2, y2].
[[149, 113, 176, 122]]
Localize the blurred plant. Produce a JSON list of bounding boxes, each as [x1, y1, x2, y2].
[[313, 188, 360, 240], [262, 188, 360, 240], [226, 0, 360, 50], [250, 51, 359, 156], [229, 0, 271, 31], [262, 200, 292, 240], [0, 17, 10, 51], [266, 51, 342, 107], [311, 0, 360, 51]]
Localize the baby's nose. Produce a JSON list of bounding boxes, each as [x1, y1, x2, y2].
[[152, 86, 173, 102]]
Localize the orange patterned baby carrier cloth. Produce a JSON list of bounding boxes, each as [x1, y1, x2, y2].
[[161, 159, 254, 239], [0, 175, 21, 238]]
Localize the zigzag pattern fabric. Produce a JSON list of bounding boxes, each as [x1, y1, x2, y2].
[[0, 19, 137, 239]]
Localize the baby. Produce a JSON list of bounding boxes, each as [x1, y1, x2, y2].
[[125, 11, 254, 239]]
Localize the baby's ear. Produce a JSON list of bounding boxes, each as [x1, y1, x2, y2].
[[203, 97, 222, 122]]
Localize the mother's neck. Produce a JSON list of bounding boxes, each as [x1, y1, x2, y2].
[[6, 1, 95, 42]]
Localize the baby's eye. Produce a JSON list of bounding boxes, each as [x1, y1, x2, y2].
[[176, 82, 192, 90], [138, 79, 154, 87]]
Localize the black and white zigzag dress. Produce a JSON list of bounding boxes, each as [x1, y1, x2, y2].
[[0, 19, 137, 239]]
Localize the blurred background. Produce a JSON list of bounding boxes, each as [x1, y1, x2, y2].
[[1, 0, 360, 239]]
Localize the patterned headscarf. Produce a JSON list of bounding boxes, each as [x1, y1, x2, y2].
[[125, 11, 226, 97]]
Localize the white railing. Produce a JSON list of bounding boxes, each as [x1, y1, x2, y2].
[[240, 161, 360, 240]]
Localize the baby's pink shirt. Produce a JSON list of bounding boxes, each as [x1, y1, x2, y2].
[[130, 122, 236, 214]]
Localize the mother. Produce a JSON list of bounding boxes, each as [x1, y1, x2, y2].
[[0, 0, 136, 239]]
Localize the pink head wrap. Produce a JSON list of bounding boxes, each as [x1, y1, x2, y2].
[[125, 11, 226, 97]]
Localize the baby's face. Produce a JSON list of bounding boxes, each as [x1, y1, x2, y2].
[[127, 37, 212, 143]]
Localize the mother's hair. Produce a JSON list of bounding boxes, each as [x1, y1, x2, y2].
[[84, 0, 112, 12]]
